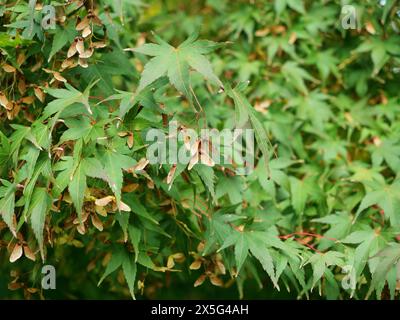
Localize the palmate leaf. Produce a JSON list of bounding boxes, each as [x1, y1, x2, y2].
[[100, 149, 136, 206], [218, 229, 285, 288], [305, 251, 345, 291], [130, 32, 223, 98], [98, 248, 137, 299], [226, 83, 271, 172], [68, 162, 87, 220], [342, 228, 385, 278], [29, 187, 52, 260], [368, 243, 400, 299], [0, 181, 16, 236], [122, 255, 137, 299], [42, 80, 99, 118], [355, 180, 400, 226]]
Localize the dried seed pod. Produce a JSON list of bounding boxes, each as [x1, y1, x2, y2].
[[10, 244, 23, 263], [200, 152, 215, 167], [21, 96, 35, 105], [33, 86, 46, 103], [91, 41, 106, 49], [78, 58, 88, 68], [189, 259, 202, 270], [82, 26, 92, 38], [194, 274, 207, 287], [167, 256, 175, 269], [73, 210, 90, 225], [127, 133, 134, 149], [79, 48, 94, 59], [31, 57, 43, 72], [0, 92, 9, 108], [76, 16, 89, 31], [209, 275, 223, 287], [18, 78, 26, 95], [2, 64, 16, 73], [61, 58, 77, 71], [95, 196, 114, 207], [53, 72, 67, 83], [91, 15, 103, 27], [121, 183, 139, 193], [95, 205, 108, 217], [188, 151, 199, 170], [17, 52, 26, 66], [76, 37, 85, 55], [67, 40, 78, 58], [167, 164, 177, 185], [118, 201, 131, 212], [133, 158, 149, 171], [91, 214, 103, 231], [5, 100, 14, 111], [23, 246, 36, 261], [77, 223, 86, 235]]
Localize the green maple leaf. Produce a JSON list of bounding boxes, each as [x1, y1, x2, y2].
[[369, 139, 400, 173], [130, 32, 223, 97], [30, 187, 52, 260], [100, 149, 136, 206], [368, 243, 400, 299], [356, 180, 400, 226], [0, 181, 16, 236], [305, 251, 344, 290]]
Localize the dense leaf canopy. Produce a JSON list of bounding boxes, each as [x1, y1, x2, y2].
[[1, 0, 400, 300]]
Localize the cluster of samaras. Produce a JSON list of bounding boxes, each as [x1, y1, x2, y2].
[[0, 3, 106, 121]]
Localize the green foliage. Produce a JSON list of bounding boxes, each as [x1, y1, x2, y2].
[[1, 0, 400, 300]]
